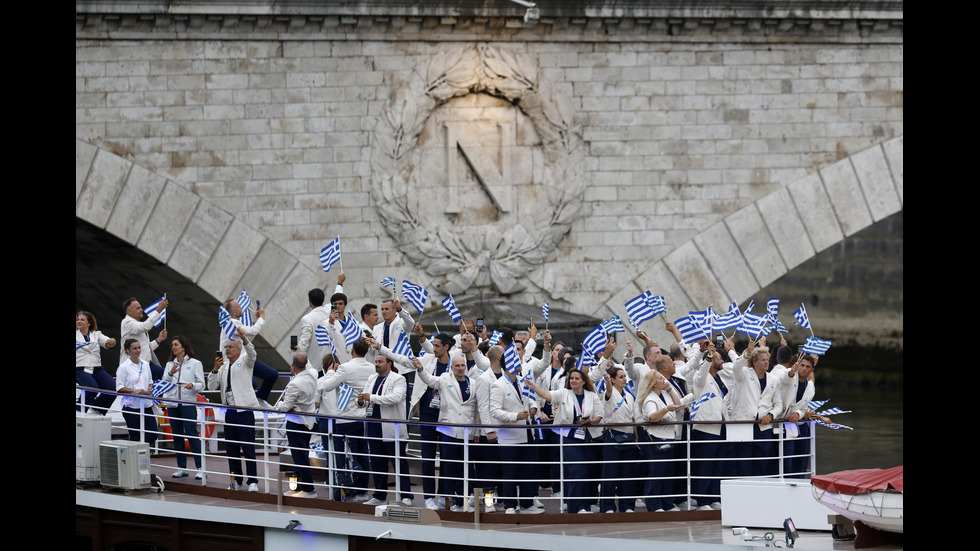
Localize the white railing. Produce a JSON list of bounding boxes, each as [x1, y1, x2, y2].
[[77, 384, 817, 513]]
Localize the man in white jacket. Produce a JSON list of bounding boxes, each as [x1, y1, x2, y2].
[[208, 326, 261, 492], [278, 352, 319, 497]]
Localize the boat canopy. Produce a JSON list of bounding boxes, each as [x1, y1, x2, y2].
[[811, 465, 903, 494]]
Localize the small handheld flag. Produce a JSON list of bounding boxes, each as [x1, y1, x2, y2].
[[237, 289, 253, 326], [401, 280, 429, 314], [793, 304, 811, 330], [319, 237, 341, 272], [441, 294, 462, 324], [801, 336, 832, 356], [218, 305, 237, 341]]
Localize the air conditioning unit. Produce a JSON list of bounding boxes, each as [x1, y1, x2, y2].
[[99, 440, 151, 490], [76, 414, 111, 482]]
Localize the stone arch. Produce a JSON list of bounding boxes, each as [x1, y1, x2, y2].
[[75, 138, 315, 361], [597, 136, 903, 339]]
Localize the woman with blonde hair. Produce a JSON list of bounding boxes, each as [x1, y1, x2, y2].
[[637, 370, 681, 512]]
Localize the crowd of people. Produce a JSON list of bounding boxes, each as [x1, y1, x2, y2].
[[76, 273, 821, 513]]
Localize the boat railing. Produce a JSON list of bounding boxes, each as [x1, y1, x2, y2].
[[77, 383, 817, 512]]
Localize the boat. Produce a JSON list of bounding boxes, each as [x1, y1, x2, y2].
[[811, 466, 903, 536]]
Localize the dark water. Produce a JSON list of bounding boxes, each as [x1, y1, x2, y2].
[[811, 385, 903, 475]]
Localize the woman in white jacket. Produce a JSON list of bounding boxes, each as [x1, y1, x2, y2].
[[637, 370, 681, 512], [162, 336, 206, 479], [75, 311, 117, 413], [526, 367, 602, 514], [599, 367, 638, 513]]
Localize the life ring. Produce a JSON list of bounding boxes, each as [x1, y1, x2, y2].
[[198, 394, 216, 439]]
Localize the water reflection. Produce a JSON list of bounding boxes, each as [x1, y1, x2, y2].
[[813, 385, 903, 474]]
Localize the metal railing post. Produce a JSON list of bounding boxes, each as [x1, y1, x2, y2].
[[463, 426, 470, 512], [262, 410, 270, 493]]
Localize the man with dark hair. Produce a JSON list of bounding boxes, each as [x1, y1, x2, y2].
[[360, 303, 379, 333], [278, 351, 319, 498], [120, 296, 169, 380], [410, 332, 455, 510], [360, 353, 414, 507], [298, 287, 335, 372], [373, 298, 415, 349]]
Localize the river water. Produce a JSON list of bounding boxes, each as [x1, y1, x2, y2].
[[810, 384, 903, 475]]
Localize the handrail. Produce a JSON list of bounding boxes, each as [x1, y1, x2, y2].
[[77, 384, 818, 513]]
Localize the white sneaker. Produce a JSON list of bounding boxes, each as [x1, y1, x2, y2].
[[677, 499, 695, 511], [437, 496, 446, 508], [532, 497, 544, 509], [172, 470, 189, 478], [484, 504, 498, 513], [401, 497, 414, 506], [468, 495, 475, 508], [625, 508, 635, 513], [604, 509, 615, 514], [450, 504, 465, 512], [710, 501, 722, 510], [551, 491, 563, 499], [349, 493, 370, 502], [284, 489, 301, 497], [296, 490, 318, 498], [666, 506, 681, 512], [698, 505, 713, 511], [364, 497, 386, 506], [521, 506, 545, 515], [505, 507, 517, 514], [635, 498, 646, 509], [590, 504, 600, 513], [227, 482, 240, 491], [560, 502, 567, 512], [194, 470, 205, 480], [425, 498, 439, 510], [577, 509, 592, 514], [247, 483, 259, 492]]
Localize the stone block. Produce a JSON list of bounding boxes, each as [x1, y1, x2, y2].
[[819, 157, 873, 237], [170, 202, 235, 287], [850, 144, 902, 221], [756, 187, 815, 271], [881, 136, 903, 204], [724, 204, 787, 289], [662, 241, 728, 310], [693, 220, 758, 302], [105, 164, 168, 246], [136, 179, 200, 263], [76, 139, 98, 200], [77, 148, 130, 229], [785, 172, 842, 254]]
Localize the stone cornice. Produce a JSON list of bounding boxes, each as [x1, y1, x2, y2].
[[76, 2, 903, 43]]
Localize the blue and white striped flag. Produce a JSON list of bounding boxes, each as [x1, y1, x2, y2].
[[690, 392, 717, 417], [218, 305, 237, 341], [766, 298, 789, 334], [401, 280, 429, 314], [595, 377, 605, 394], [76, 341, 93, 351], [793, 304, 811, 329], [337, 383, 355, 411], [802, 336, 832, 356], [146, 297, 167, 328], [319, 237, 341, 272], [815, 420, 853, 430], [738, 311, 769, 338], [391, 330, 412, 358], [689, 306, 716, 335], [381, 276, 395, 289], [647, 293, 667, 316], [600, 315, 626, 334], [582, 325, 607, 356], [521, 371, 537, 401], [806, 399, 829, 411], [237, 289, 253, 326], [487, 330, 503, 347], [542, 302, 550, 323], [814, 407, 850, 416], [315, 324, 339, 356], [624, 379, 636, 399], [150, 380, 176, 406], [503, 343, 521, 375], [441, 294, 462, 323], [712, 302, 742, 331], [625, 291, 657, 329], [341, 311, 364, 347], [674, 315, 709, 344], [575, 349, 595, 369]]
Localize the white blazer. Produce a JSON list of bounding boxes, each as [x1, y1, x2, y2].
[[207, 342, 260, 409], [417, 369, 478, 440], [489, 372, 534, 445], [548, 388, 604, 439], [361, 370, 409, 441], [731, 355, 782, 430]]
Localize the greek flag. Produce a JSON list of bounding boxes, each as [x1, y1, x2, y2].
[[150, 380, 176, 406], [319, 237, 341, 273], [806, 399, 829, 411], [738, 311, 769, 338], [712, 302, 742, 331], [674, 315, 709, 344], [146, 297, 167, 328], [76, 341, 93, 351], [815, 407, 850, 416], [441, 294, 462, 323], [521, 371, 537, 401], [815, 420, 853, 430], [624, 380, 636, 399], [381, 277, 395, 290], [582, 325, 607, 356], [341, 311, 363, 347], [237, 289, 253, 326], [542, 302, 550, 323], [793, 304, 811, 329], [503, 343, 521, 375], [337, 383, 356, 411], [576, 349, 595, 369], [802, 336, 832, 356], [315, 324, 339, 355], [488, 330, 503, 347], [218, 305, 237, 341], [689, 306, 716, 335], [625, 291, 660, 329], [690, 392, 717, 417], [766, 298, 789, 334], [595, 377, 605, 394], [392, 330, 412, 358], [401, 280, 429, 314], [600, 315, 626, 334]]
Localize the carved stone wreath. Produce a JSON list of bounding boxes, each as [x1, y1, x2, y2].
[[370, 43, 586, 295]]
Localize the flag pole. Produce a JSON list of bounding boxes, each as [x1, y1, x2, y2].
[[164, 293, 168, 331], [337, 235, 343, 274]]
